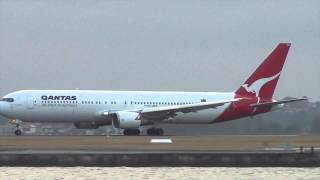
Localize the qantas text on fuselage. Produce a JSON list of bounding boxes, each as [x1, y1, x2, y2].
[[41, 96, 77, 101]]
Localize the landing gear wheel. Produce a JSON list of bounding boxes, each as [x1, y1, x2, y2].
[[14, 129, 22, 136], [123, 129, 140, 136], [147, 128, 153, 136], [147, 128, 164, 136], [156, 128, 164, 136], [8, 119, 23, 136]]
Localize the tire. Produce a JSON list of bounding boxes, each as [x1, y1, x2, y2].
[[133, 129, 140, 135], [147, 128, 156, 136], [147, 128, 154, 136], [14, 129, 22, 136], [156, 128, 164, 136], [147, 128, 164, 136], [124, 129, 140, 136]]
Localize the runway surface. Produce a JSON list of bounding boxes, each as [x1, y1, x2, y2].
[[1, 135, 319, 167], [0, 135, 319, 151], [0, 150, 302, 154]]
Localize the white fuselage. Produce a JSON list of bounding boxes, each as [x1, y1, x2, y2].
[[0, 90, 234, 124]]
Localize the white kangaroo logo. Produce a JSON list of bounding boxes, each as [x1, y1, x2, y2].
[[241, 72, 281, 97], [242, 72, 281, 114]]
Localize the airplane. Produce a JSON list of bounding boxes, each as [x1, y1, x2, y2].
[[0, 43, 307, 136]]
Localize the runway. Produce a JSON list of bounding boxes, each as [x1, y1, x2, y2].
[[0, 135, 319, 151], [0, 149, 319, 167], [0, 149, 304, 154], [0, 135, 319, 167]]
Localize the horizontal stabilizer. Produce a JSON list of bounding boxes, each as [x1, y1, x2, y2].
[[250, 98, 308, 108]]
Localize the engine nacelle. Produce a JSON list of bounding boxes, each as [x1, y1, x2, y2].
[[113, 111, 141, 129]]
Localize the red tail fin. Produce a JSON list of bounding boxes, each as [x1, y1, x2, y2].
[[235, 43, 291, 99]]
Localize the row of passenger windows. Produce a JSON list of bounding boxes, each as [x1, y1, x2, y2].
[[41, 100, 194, 105], [41, 100, 77, 104], [130, 101, 193, 105], [41, 101, 116, 105]]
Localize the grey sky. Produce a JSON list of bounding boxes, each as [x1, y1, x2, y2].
[[0, 0, 319, 100]]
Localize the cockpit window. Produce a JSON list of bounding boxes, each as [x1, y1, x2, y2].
[[0, 98, 14, 102]]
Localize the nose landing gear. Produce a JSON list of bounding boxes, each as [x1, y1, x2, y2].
[[9, 119, 22, 136], [14, 128, 22, 136]]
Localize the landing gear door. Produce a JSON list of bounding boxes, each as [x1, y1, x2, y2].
[[26, 96, 34, 109]]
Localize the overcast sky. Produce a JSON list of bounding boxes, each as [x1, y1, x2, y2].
[[0, 0, 319, 100]]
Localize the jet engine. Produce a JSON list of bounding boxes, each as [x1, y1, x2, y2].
[[112, 111, 141, 129]]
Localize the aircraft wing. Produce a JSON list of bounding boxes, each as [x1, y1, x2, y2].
[[102, 98, 242, 120], [250, 98, 308, 108], [140, 98, 242, 119]]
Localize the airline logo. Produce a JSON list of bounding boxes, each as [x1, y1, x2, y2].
[[41, 95, 77, 101], [135, 112, 142, 120], [241, 72, 281, 97]]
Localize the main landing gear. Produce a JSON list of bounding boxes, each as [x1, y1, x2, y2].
[[123, 129, 140, 136], [123, 128, 164, 136], [147, 128, 164, 136]]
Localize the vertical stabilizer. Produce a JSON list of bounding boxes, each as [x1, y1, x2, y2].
[[235, 43, 291, 99]]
